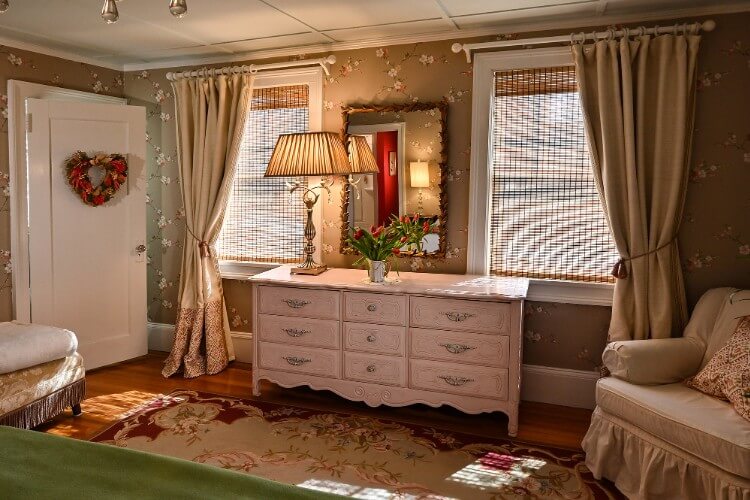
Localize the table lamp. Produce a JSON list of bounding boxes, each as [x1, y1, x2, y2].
[[265, 132, 351, 275]]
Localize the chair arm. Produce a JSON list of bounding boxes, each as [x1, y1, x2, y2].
[[602, 337, 705, 385]]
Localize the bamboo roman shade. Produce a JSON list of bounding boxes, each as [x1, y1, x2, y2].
[[217, 84, 310, 263], [489, 66, 618, 283]]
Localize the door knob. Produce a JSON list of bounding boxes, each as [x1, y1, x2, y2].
[[135, 244, 146, 254]]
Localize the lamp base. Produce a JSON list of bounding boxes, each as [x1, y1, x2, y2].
[[291, 264, 328, 276]]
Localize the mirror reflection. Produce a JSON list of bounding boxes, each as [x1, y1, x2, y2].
[[343, 104, 446, 255]]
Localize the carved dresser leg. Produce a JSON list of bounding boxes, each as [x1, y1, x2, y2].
[[72, 404, 82, 416], [507, 407, 519, 437], [252, 377, 261, 397]]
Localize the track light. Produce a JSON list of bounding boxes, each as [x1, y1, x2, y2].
[[168, 0, 187, 18], [101, 0, 119, 24]]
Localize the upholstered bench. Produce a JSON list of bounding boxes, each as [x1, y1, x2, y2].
[[0, 322, 85, 429]]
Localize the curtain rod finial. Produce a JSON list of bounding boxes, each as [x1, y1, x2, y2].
[[701, 19, 716, 32], [325, 55, 337, 65], [451, 43, 463, 54]]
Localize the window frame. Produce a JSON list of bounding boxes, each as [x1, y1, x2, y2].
[[218, 67, 324, 279], [466, 48, 613, 306]]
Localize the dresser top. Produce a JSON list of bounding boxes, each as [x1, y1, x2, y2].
[[249, 266, 528, 300]]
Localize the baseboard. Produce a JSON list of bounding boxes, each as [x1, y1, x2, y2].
[[521, 364, 599, 409], [147, 322, 254, 363]]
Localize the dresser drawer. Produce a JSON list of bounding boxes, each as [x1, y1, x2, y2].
[[409, 359, 508, 399], [410, 328, 509, 367], [344, 322, 405, 356], [410, 296, 509, 334], [258, 285, 339, 320], [258, 342, 340, 378], [344, 352, 406, 387], [343, 292, 407, 326], [258, 314, 339, 349]]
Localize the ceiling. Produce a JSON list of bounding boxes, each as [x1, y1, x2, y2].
[[0, 0, 747, 70]]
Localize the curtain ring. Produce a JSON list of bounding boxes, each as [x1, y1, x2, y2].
[[607, 28, 616, 40], [623, 27, 631, 40], [249, 64, 258, 74], [681, 23, 689, 36], [672, 23, 679, 35], [637, 26, 646, 37]]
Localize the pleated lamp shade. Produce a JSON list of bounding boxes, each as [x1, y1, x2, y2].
[[348, 135, 380, 174], [265, 132, 352, 177]]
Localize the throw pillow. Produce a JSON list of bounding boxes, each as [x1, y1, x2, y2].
[[686, 315, 750, 421]]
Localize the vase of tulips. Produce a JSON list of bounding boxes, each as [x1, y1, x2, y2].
[[347, 225, 402, 283], [390, 213, 437, 255]]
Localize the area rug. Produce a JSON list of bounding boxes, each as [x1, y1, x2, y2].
[[90, 390, 621, 499]]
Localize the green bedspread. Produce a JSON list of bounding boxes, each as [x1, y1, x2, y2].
[[0, 426, 342, 499]]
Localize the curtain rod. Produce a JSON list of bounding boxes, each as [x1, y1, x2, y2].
[[451, 20, 716, 63], [166, 55, 337, 81]]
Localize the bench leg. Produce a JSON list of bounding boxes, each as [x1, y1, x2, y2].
[[72, 404, 82, 416]]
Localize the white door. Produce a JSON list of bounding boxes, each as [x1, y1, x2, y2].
[[26, 98, 147, 370]]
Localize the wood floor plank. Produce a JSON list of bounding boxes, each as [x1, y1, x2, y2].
[[39, 352, 593, 449]]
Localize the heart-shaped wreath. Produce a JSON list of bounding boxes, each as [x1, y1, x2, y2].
[[65, 151, 128, 207]]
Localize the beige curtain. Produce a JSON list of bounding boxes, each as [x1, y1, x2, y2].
[[573, 34, 700, 341], [163, 73, 254, 378]]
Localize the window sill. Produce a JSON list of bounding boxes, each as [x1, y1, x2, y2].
[[219, 260, 281, 280], [526, 279, 614, 306]]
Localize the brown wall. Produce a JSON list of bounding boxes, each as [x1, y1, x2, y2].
[[0, 46, 124, 322], [1, 13, 744, 374], [125, 12, 750, 372]]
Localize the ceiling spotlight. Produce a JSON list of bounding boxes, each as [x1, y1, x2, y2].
[[169, 0, 187, 18], [0, 0, 9, 14], [101, 0, 119, 24]]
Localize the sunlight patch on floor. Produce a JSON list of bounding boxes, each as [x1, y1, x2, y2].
[[298, 478, 456, 499], [447, 452, 547, 490]]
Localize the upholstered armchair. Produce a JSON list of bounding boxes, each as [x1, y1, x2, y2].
[[582, 288, 750, 499]]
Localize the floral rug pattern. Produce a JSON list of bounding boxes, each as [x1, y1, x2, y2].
[[90, 390, 621, 499]]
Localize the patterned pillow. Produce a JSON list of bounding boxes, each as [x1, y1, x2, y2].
[[686, 315, 750, 421]]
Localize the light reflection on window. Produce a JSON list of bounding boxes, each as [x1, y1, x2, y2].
[[297, 478, 456, 500], [447, 452, 547, 490]]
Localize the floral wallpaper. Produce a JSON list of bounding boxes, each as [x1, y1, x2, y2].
[[121, 12, 750, 372], [0, 13, 745, 375], [0, 47, 124, 322]]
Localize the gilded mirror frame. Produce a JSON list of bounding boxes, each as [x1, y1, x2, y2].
[[339, 100, 449, 258]]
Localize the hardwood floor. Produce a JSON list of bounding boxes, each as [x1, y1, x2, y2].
[[39, 352, 593, 450]]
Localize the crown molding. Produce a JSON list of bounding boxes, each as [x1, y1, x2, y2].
[[0, 2, 748, 73], [0, 34, 123, 71]]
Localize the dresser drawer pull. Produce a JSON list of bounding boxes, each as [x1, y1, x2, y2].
[[282, 356, 311, 366], [283, 328, 309, 338], [366, 335, 377, 342], [367, 304, 377, 312], [283, 299, 311, 309], [438, 375, 474, 387], [444, 312, 476, 322], [366, 364, 376, 373], [439, 343, 476, 354]]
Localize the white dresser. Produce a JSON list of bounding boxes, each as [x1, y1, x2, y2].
[[250, 266, 529, 436]]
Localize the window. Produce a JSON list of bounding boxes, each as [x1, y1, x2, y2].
[[216, 69, 322, 274], [468, 49, 616, 304]]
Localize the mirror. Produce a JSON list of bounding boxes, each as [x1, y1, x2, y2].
[[340, 101, 448, 257]]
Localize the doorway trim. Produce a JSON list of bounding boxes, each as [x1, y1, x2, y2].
[[8, 80, 127, 322]]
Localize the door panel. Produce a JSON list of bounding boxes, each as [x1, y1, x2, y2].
[[26, 98, 147, 370]]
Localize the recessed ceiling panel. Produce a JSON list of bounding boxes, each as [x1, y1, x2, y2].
[[265, 0, 445, 31], [324, 19, 455, 42], [453, 3, 600, 28], [439, 0, 595, 17]]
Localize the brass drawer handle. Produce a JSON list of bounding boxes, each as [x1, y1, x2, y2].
[[438, 375, 474, 387], [444, 312, 475, 322], [439, 343, 476, 354], [366, 335, 377, 342], [282, 356, 311, 366], [283, 299, 310, 309], [366, 364, 376, 373], [367, 304, 377, 312], [283, 328, 309, 338]]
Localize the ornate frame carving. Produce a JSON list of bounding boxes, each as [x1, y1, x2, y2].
[[339, 100, 449, 257]]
